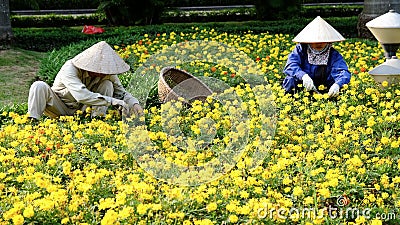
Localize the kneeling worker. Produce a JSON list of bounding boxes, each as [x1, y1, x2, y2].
[[28, 41, 143, 119], [282, 16, 351, 97]]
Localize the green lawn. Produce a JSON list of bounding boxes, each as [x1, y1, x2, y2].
[[0, 48, 46, 106]]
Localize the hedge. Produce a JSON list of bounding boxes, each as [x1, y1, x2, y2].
[[10, 4, 362, 29], [10, 0, 358, 10], [12, 17, 359, 52], [11, 14, 107, 28]]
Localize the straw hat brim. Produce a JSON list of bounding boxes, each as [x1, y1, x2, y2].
[[293, 16, 345, 43], [72, 41, 130, 74]]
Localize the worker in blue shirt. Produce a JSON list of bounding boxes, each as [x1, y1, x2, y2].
[[282, 16, 351, 97]]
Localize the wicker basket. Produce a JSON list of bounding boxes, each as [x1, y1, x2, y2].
[[158, 67, 213, 104]]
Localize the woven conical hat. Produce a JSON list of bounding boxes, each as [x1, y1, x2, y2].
[[72, 41, 130, 74], [293, 16, 345, 43]]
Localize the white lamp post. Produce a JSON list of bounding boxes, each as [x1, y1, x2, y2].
[[366, 10, 400, 87]]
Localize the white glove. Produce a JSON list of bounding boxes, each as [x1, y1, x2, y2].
[[111, 98, 130, 116], [130, 103, 144, 117], [328, 83, 340, 97], [302, 74, 315, 91]]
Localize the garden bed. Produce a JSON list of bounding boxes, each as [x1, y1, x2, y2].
[[1, 25, 400, 224]]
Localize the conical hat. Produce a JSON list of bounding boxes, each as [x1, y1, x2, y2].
[[293, 16, 345, 43], [72, 41, 130, 74]]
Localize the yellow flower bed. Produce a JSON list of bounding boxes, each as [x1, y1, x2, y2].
[[1, 28, 400, 225]]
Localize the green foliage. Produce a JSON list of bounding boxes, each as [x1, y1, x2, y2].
[[98, 0, 167, 25], [9, 0, 40, 10], [10, 0, 100, 10], [12, 26, 118, 51], [254, 0, 301, 20], [0, 103, 28, 125], [162, 7, 257, 23], [165, 0, 254, 7], [300, 0, 355, 3], [301, 5, 363, 18], [11, 14, 106, 28]]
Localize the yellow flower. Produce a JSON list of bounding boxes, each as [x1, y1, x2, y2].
[[206, 202, 217, 212], [380, 136, 390, 145], [103, 148, 118, 161], [355, 216, 366, 224], [61, 218, 70, 224], [62, 161, 71, 175], [228, 214, 238, 223], [98, 198, 115, 210], [101, 209, 118, 225], [194, 219, 213, 225], [23, 205, 34, 218], [182, 220, 192, 225], [318, 188, 330, 198], [367, 116, 376, 127], [136, 204, 148, 215], [12, 215, 24, 225], [118, 207, 133, 219], [391, 141, 400, 148], [304, 196, 314, 205], [370, 219, 382, 225], [293, 186, 303, 197], [152, 204, 162, 211], [282, 177, 292, 185], [240, 190, 250, 199]]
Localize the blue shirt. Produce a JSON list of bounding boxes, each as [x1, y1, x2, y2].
[[283, 44, 351, 91]]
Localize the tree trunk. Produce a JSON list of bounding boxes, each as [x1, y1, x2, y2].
[[358, 0, 400, 39], [0, 0, 13, 50]]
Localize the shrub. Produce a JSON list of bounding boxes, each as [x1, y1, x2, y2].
[[165, 0, 254, 7], [98, 0, 167, 25], [11, 14, 106, 28], [254, 0, 300, 20], [12, 27, 108, 51], [301, 5, 363, 18], [161, 7, 257, 23], [10, 0, 100, 10]]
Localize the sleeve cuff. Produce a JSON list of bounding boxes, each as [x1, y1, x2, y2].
[[128, 97, 140, 106], [100, 96, 113, 106], [297, 71, 307, 80]]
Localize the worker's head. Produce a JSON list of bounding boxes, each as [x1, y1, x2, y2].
[[309, 42, 328, 51], [72, 41, 130, 75], [292, 16, 345, 44], [88, 71, 107, 78]]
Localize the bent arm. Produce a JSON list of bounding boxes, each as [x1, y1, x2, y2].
[[59, 61, 112, 106], [110, 75, 140, 106], [330, 52, 351, 88], [283, 44, 308, 80]]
